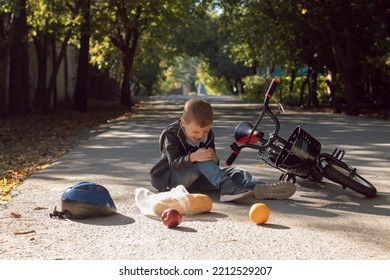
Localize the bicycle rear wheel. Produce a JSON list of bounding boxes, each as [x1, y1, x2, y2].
[[321, 158, 377, 197]]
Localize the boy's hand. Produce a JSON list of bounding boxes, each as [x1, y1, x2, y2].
[[189, 148, 218, 163]]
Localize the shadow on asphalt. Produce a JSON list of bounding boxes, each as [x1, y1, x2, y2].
[[169, 226, 197, 233], [320, 192, 390, 217], [191, 179, 390, 221], [144, 210, 228, 222], [289, 180, 390, 217], [69, 213, 135, 226], [259, 223, 291, 230]]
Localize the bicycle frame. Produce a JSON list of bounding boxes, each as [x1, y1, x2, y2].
[[226, 78, 283, 165]]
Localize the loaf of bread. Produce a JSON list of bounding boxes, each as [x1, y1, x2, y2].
[[152, 196, 185, 215], [151, 193, 212, 215], [187, 193, 213, 214]]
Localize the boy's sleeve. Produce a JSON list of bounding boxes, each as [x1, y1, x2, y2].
[[207, 131, 219, 165], [164, 132, 194, 171]]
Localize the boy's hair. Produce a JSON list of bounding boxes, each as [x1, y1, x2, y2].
[[182, 98, 213, 127]]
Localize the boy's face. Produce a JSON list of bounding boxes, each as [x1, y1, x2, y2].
[[181, 118, 211, 143]]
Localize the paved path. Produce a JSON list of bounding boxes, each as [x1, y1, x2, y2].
[[1, 95, 389, 260]]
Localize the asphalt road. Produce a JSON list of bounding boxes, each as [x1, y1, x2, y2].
[[1, 94, 389, 260]]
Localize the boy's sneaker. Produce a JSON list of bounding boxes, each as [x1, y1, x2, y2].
[[220, 179, 253, 202], [253, 181, 297, 200]]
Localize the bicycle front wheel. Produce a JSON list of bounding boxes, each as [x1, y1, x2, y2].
[[321, 158, 377, 198], [307, 167, 323, 182]]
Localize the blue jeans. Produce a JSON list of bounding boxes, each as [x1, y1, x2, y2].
[[169, 160, 265, 191]]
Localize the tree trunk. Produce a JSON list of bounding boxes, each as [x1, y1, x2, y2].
[[73, 0, 90, 112], [145, 83, 153, 96], [33, 31, 48, 112], [64, 41, 70, 101], [41, 2, 82, 114], [310, 68, 319, 107], [51, 34, 58, 107], [42, 29, 72, 114], [120, 25, 140, 106], [299, 69, 310, 106], [325, 78, 342, 113], [9, 0, 29, 116], [288, 69, 296, 95], [121, 49, 132, 106], [0, 25, 8, 117], [238, 78, 245, 95], [325, 0, 359, 115]]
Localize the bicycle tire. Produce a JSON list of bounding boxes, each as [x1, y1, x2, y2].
[[307, 167, 323, 182], [322, 162, 377, 197]]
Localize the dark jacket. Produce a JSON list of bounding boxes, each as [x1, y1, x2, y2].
[[150, 119, 215, 192]]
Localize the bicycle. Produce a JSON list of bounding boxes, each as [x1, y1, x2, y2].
[[226, 78, 377, 198]]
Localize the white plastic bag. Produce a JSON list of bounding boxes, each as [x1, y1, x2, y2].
[[135, 185, 192, 216]]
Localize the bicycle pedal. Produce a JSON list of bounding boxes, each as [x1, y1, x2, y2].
[[332, 148, 345, 160], [279, 172, 296, 183]]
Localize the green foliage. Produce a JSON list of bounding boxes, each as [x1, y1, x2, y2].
[[158, 68, 176, 96], [271, 75, 342, 107], [197, 62, 226, 95], [242, 75, 266, 97], [216, 0, 389, 115], [27, 0, 82, 42], [1, 0, 388, 116], [157, 56, 200, 95], [280, 77, 306, 106], [133, 33, 165, 96], [0, 0, 13, 13]]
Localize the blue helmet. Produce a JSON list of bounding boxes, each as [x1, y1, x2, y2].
[[53, 182, 117, 219]]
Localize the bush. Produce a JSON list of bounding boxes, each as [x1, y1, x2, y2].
[[274, 75, 336, 107], [242, 75, 266, 95]]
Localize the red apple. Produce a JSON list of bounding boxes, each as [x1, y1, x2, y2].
[[161, 208, 182, 227]]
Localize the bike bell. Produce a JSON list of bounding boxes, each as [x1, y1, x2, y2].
[[50, 182, 117, 219]]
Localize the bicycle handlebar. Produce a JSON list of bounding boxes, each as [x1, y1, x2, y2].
[[264, 78, 279, 101], [226, 78, 281, 166], [226, 146, 240, 166]]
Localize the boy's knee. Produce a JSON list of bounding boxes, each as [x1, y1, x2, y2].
[[196, 160, 218, 168]]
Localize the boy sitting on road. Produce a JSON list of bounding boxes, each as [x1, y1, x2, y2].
[[150, 98, 296, 202]]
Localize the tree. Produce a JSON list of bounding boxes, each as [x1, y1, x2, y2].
[[0, 2, 12, 117], [172, 10, 252, 95], [108, 1, 142, 106], [9, 0, 30, 116], [218, 0, 389, 114], [92, 0, 204, 105], [133, 33, 167, 96], [28, 0, 83, 114], [73, 0, 91, 112], [1, 0, 387, 116], [321, 0, 390, 115]]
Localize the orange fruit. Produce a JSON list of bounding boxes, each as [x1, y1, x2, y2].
[[249, 203, 270, 224]]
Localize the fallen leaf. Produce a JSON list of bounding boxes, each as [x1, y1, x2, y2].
[[36, 164, 49, 170], [219, 239, 238, 243], [14, 230, 36, 235], [10, 212, 21, 218], [33, 207, 48, 210], [0, 100, 133, 204]]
